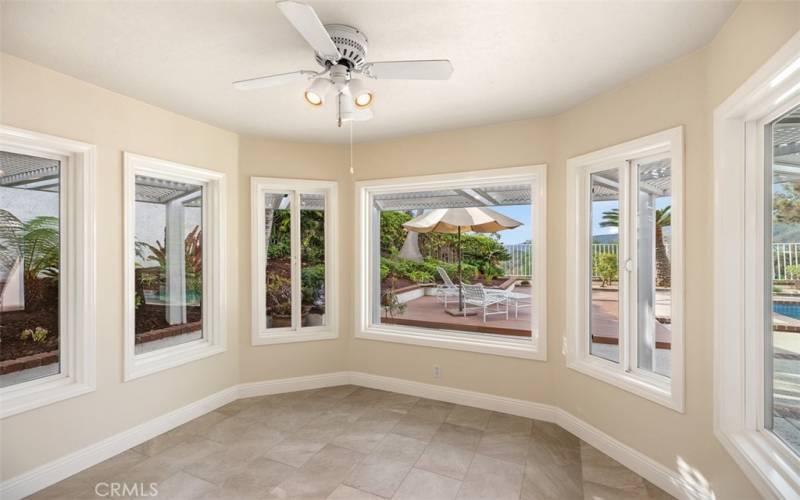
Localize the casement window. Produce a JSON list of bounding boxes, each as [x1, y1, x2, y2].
[[0, 126, 95, 418], [250, 177, 338, 345], [355, 166, 547, 360], [123, 153, 226, 380], [566, 127, 684, 411], [714, 33, 800, 498]]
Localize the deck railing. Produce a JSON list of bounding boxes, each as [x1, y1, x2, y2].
[[496, 242, 800, 281]]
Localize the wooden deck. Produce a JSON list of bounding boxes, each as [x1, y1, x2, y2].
[[380, 285, 673, 348], [381, 286, 534, 337]]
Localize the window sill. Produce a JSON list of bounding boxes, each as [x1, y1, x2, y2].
[[566, 356, 682, 412], [716, 428, 800, 498], [251, 328, 338, 346], [1, 375, 95, 419], [356, 325, 546, 361], [124, 339, 226, 381]]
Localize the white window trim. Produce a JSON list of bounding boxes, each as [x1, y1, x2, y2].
[[250, 177, 338, 345], [354, 165, 547, 361], [123, 153, 226, 381], [713, 31, 800, 499], [565, 127, 685, 412], [0, 126, 96, 418]]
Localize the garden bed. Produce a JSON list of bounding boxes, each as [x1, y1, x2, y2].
[[0, 307, 59, 362]]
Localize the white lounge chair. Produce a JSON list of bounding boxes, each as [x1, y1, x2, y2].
[[462, 283, 509, 322], [435, 267, 461, 307]]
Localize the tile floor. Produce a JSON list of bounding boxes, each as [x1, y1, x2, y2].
[[31, 386, 673, 500]]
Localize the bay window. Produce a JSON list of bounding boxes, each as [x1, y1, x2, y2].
[[251, 178, 337, 345], [566, 127, 684, 411], [0, 126, 95, 418], [355, 165, 547, 360], [123, 153, 226, 380]]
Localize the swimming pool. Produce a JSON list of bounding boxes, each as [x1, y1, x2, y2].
[[774, 302, 800, 320]]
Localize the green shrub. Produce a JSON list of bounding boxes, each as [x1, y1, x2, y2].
[[20, 326, 49, 343], [408, 270, 434, 284], [301, 264, 325, 305], [595, 253, 618, 287], [380, 211, 413, 256]]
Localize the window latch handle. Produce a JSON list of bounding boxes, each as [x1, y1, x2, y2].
[[625, 259, 633, 272]]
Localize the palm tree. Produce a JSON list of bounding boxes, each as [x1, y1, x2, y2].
[[0, 209, 60, 309], [600, 206, 671, 287]]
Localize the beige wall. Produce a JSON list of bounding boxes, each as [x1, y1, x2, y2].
[[237, 136, 350, 383], [0, 54, 242, 480], [3, 2, 799, 496]]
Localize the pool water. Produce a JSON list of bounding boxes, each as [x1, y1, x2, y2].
[[773, 302, 800, 320]]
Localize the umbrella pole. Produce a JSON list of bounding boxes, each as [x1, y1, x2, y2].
[[458, 226, 463, 312]]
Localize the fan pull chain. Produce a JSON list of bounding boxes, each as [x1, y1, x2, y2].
[[349, 120, 354, 175]]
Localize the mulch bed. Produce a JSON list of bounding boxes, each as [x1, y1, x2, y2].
[[136, 303, 201, 335], [0, 308, 59, 362]]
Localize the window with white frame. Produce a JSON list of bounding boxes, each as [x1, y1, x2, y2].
[[251, 177, 337, 345], [0, 126, 95, 418], [714, 32, 800, 498], [566, 127, 684, 411], [123, 153, 225, 380], [355, 166, 547, 360]]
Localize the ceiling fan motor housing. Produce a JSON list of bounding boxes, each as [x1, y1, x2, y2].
[[316, 24, 368, 70]]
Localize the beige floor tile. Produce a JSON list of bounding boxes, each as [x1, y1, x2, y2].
[[269, 444, 365, 500], [521, 462, 583, 500], [72, 449, 148, 485], [456, 454, 524, 500], [219, 457, 296, 499], [476, 432, 530, 465], [373, 392, 420, 414], [313, 385, 360, 400], [265, 433, 332, 467], [141, 471, 219, 499], [393, 468, 462, 500], [345, 434, 427, 498], [445, 406, 492, 431], [431, 423, 483, 451], [392, 414, 443, 442], [415, 442, 475, 480], [485, 412, 533, 436], [580, 443, 647, 492], [327, 484, 384, 500], [406, 398, 454, 423]]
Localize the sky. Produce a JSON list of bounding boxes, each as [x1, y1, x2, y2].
[[490, 204, 531, 245]]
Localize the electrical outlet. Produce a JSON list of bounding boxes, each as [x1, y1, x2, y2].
[[432, 365, 441, 379]]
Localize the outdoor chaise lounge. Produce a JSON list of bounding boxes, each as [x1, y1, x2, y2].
[[462, 283, 509, 322]]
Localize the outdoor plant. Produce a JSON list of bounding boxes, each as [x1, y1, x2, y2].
[[786, 264, 800, 289], [381, 276, 407, 318], [0, 209, 60, 309], [595, 253, 618, 287], [19, 326, 49, 343], [266, 274, 292, 316], [301, 263, 326, 305], [407, 270, 433, 284], [601, 206, 671, 287]]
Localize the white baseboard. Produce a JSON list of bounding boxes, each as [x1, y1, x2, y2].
[[349, 372, 557, 423], [2, 371, 684, 500], [238, 371, 351, 399], [0, 386, 238, 500]]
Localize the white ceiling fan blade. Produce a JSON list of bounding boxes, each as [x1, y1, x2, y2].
[[363, 60, 453, 80], [276, 0, 341, 63], [233, 70, 316, 90]]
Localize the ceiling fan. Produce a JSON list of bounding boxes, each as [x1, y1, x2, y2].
[[233, 0, 454, 126]]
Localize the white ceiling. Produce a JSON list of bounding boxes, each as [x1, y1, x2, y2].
[[1, 1, 736, 143]]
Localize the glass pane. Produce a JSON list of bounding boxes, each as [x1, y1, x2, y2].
[[372, 184, 533, 337], [590, 169, 620, 363], [265, 192, 292, 329], [0, 151, 61, 387], [301, 193, 326, 327], [768, 106, 800, 456], [134, 175, 203, 354], [635, 158, 672, 378]]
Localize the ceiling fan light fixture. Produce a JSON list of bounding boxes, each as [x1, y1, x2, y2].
[[304, 77, 332, 106], [347, 78, 374, 108]]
